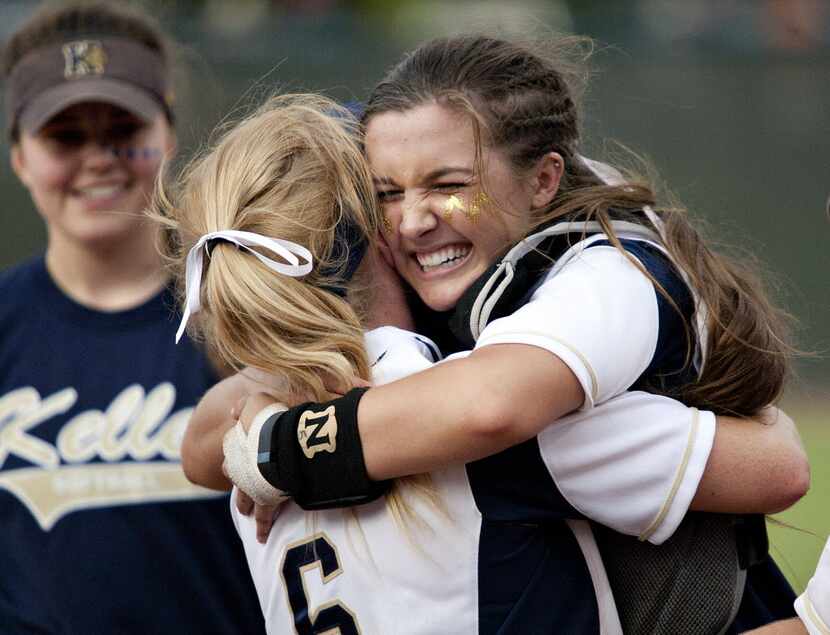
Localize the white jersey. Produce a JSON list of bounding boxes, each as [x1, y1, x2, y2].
[[232, 327, 715, 634], [474, 229, 689, 410]]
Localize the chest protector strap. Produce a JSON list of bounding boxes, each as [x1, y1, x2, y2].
[[448, 219, 662, 349]]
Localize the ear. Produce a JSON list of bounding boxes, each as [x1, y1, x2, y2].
[[529, 151, 564, 210], [10, 144, 30, 187]]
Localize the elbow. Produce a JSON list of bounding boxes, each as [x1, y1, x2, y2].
[[766, 450, 811, 514], [180, 433, 206, 487], [464, 391, 532, 450], [779, 456, 811, 511], [180, 428, 229, 491], [759, 406, 811, 513], [180, 462, 205, 487]]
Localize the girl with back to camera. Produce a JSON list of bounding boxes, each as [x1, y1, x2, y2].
[[212, 35, 812, 632], [0, 2, 263, 632], [168, 92, 809, 633]]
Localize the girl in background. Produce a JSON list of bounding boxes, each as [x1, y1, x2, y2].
[[0, 2, 263, 632]]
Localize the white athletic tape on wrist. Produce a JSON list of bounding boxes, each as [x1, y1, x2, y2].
[[222, 402, 289, 506], [795, 537, 830, 635]]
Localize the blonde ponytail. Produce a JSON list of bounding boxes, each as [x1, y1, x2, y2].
[[151, 93, 436, 525]]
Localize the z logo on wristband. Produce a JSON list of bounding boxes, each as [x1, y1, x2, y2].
[[297, 406, 338, 459]]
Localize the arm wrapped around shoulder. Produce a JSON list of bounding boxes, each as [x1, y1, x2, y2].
[[255, 387, 391, 510]]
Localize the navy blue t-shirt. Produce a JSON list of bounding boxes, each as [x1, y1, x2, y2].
[[0, 257, 264, 634]]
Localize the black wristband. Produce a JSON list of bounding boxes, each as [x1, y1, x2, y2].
[[256, 387, 390, 510]]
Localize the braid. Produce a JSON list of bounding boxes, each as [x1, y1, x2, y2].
[[364, 34, 589, 197]]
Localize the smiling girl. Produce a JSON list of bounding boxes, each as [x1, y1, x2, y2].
[[0, 2, 262, 633], [219, 35, 809, 633], [167, 88, 814, 633]]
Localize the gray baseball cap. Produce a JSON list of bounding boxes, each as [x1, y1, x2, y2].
[[5, 36, 172, 135]]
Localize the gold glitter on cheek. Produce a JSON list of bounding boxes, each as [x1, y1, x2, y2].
[[381, 213, 393, 233], [465, 192, 489, 223], [443, 194, 465, 220]]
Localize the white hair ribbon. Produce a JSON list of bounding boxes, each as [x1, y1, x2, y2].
[[175, 229, 313, 343]]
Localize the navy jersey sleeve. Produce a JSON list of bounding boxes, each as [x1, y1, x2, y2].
[[590, 238, 697, 393]]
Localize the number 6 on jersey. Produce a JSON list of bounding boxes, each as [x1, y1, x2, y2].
[[281, 533, 360, 634]]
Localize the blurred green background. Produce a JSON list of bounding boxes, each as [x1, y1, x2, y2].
[[1, 0, 827, 591]]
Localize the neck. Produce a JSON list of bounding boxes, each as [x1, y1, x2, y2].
[[45, 226, 168, 312]]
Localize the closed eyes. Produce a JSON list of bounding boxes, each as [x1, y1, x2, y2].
[[376, 189, 403, 204], [376, 182, 471, 204]]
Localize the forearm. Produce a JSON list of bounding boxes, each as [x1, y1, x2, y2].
[[181, 374, 248, 490], [359, 343, 583, 480], [742, 618, 807, 634], [691, 409, 810, 514]]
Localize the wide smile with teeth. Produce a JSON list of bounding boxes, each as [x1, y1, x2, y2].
[[75, 184, 126, 200], [416, 245, 471, 273]]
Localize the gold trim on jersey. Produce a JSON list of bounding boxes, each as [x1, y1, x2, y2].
[[476, 330, 599, 404], [639, 408, 700, 542], [804, 594, 830, 635]]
